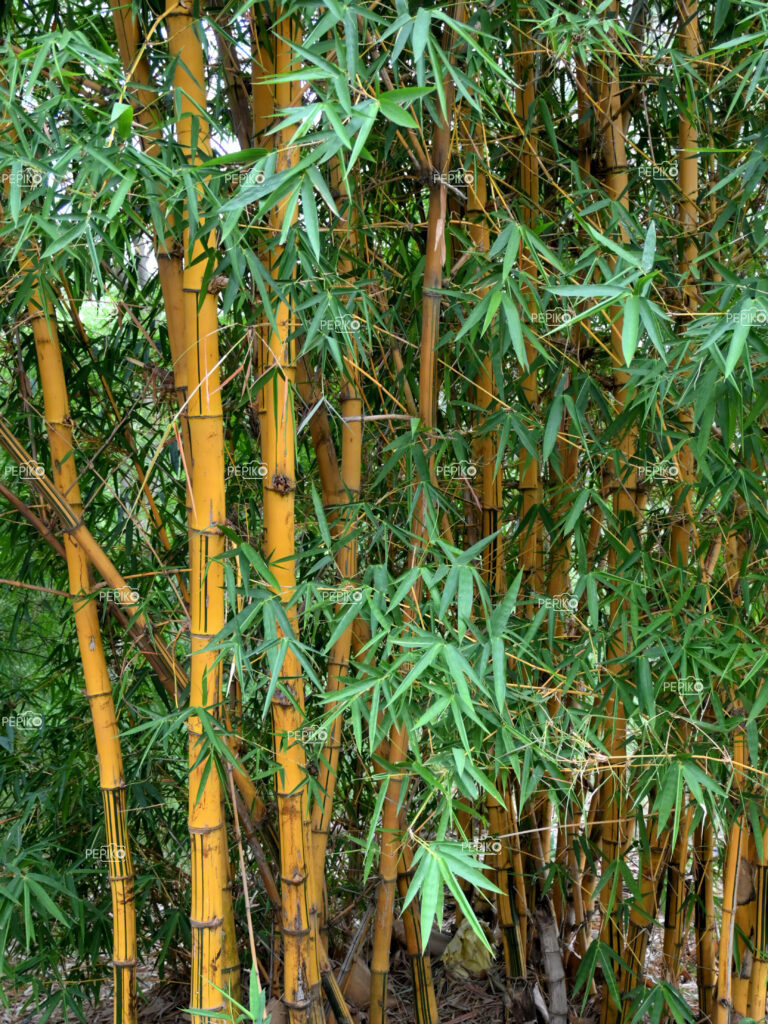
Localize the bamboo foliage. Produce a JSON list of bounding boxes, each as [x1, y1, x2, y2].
[[4, 5, 768, 1024]]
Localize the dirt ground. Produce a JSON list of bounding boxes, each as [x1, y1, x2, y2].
[[1, 911, 704, 1024]]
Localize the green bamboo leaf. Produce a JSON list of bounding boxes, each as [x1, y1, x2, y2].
[[641, 220, 657, 273], [724, 313, 750, 377], [542, 394, 563, 464], [622, 295, 641, 365], [501, 294, 527, 369], [110, 101, 133, 140], [301, 176, 321, 259], [412, 7, 431, 62], [378, 96, 418, 129]]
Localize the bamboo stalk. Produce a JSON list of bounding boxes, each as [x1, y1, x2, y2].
[[661, 806, 694, 984], [109, 0, 190, 475], [369, 724, 408, 1024], [255, 9, 325, 1020], [716, 822, 743, 1024], [747, 828, 768, 1021], [468, 147, 527, 993], [618, 820, 671, 1021], [659, 3, 701, 996], [593, 8, 638, 1021], [694, 818, 717, 1021], [308, 158, 362, 942], [25, 276, 137, 1024], [369, 10, 461, 1022], [165, 3, 238, 1017]]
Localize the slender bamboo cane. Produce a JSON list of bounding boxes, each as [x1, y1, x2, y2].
[[24, 274, 137, 1024], [661, 805, 694, 986], [165, 4, 239, 1018], [109, 0, 190, 472], [369, 10, 461, 1022], [468, 142, 527, 992], [593, 10, 640, 1021], [618, 819, 671, 1021], [369, 724, 408, 1024], [660, 2, 701, 993], [694, 818, 717, 1020], [309, 158, 362, 938], [513, 16, 553, 919], [747, 827, 768, 1020], [716, 822, 743, 1024], [254, 9, 325, 1019]]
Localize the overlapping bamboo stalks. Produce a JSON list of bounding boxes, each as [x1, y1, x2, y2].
[[5, 4, 767, 1024]]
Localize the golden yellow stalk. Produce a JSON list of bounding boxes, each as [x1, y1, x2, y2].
[[591, 9, 641, 1021], [467, 143, 527, 984], [165, 3, 238, 1018], [369, 724, 409, 1024], [254, 9, 325, 1020], [694, 818, 717, 1019], [25, 279, 137, 1024]]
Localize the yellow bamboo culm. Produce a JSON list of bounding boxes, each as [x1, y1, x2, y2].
[[26, 278, 137, 1024], [660, 1, 701, 993], [109, 0, 191, 478], [310, 156, 362, 934], [694, 819, 717, 1020], [256, 9, 325, 1021], [369, 8, 462, 1021], [593, 6, 638, 1021], [467, 146, 527, 984], [369, 724, 409, 1024], [747, 828, 768, 1020], [514, 14, 551, 917], [165, 4, 239, 1019]]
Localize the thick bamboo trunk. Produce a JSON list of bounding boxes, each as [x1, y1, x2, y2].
[[165, 4, 238, 1018], [26, 278, 137, 1024]]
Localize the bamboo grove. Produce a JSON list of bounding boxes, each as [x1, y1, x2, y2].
[[1, 0, 768, 1022]]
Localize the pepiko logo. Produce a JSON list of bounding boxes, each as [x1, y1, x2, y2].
[[1, 712, 44, 729], [86, 844, 126, 862]]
